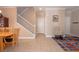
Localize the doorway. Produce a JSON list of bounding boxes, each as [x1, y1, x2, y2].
[[36, 8, 45, 35]]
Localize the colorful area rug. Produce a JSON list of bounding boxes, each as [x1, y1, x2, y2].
[[53, 37, 79, 51]]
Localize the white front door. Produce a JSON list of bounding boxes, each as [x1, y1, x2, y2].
[[36, 11, 45, 34], [37, 17, 45, 33]]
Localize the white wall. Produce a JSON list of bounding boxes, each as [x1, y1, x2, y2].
[[65, 17, 71, 34], [65, 8, 79, 36], [17, 7, 36, 38], [45, 8, 65, 37], [0, 7, 66, 38], [64, 10, 71, 34], [19, 7, 36, 25], [36, 8, 65, 37]]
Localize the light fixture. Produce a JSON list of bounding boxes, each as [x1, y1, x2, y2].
[[0, 10, 2, 13], [39, 8, 42, 11]]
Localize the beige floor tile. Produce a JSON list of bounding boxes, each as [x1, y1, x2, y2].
[[4, 33, 64, 52]]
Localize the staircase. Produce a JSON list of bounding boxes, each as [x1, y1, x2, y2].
[[17, 7, 35, 34]]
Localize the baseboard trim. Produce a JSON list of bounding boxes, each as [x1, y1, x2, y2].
[[46, 35, 54, 37], [19, 36, 35, 39]]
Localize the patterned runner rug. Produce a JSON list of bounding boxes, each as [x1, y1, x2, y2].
[[53, 37, 79, 52]]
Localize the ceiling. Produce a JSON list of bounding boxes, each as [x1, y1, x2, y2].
[[0, 6, 79, 11], [34, 6, 79, 11]]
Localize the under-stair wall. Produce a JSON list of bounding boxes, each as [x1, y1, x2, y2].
[[17, 7, 36, 34]]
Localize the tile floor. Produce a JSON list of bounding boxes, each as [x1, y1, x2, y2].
[[4, 33, 64, 52]]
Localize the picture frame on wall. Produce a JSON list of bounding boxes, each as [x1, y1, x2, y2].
[[53, 15, 59, 22]]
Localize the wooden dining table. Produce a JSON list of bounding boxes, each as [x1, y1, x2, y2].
[[0, 32, 13, 51]]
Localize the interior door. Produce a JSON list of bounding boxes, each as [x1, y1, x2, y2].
[[36, 10, 45, 33]]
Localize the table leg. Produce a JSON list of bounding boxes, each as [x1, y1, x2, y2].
[[0, 37, 4, 51]]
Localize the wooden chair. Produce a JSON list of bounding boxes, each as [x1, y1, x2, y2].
[[3, 28, 20, 47], [0, 27, 5, 50]]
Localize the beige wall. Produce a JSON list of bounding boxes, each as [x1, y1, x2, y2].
[[70, 9, 79, 35], [0, 7, 16, 27], [45, 8, 65, 37], [16, 23, 34, 37], [21, 7, 36, 25], [0, 7, 35, 38]]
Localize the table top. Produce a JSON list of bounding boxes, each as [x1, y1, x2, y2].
[[0, 32, 13, 37]]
